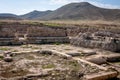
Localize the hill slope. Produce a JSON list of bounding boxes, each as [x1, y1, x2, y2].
[[20, 10, 52, 19], [39, 2, 120, 20], [0, 13, 21, 20], [0, 2, 120, 20]]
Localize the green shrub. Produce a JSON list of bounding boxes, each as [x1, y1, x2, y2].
[[0, 47, 11, 51], [42, 64, 55, 69]]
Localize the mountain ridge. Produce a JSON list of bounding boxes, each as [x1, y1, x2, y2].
[[38, 2, 120, 20], [20, 10, 53, 19], [0, 2, 120, 20], [0, 13, 21, 20]]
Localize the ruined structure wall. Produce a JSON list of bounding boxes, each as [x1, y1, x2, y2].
[[0, 22, 120, 52], [0, 22, 120, 38], [70, 32, 120, 52], [27, 27, 67, 37], [66, 26, 120, 37], [71, 39, 120, 52], [0, 23, 69, 45]]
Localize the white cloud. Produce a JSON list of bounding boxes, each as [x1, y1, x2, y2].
[[49, 0, 85, 5], [89, 1, 120, 9], [49, 0, 120, 9]]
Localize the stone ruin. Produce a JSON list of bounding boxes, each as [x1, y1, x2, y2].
[[0, 48, 120, 80], [0, 22, 120, 80], [0, 22, 120, 52], [71, 31, 120, 52], [0, 23, 69, 45]]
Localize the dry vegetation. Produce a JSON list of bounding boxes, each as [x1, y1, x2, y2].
[[0, 20, 120, 35], [0, 20, 120, 26]]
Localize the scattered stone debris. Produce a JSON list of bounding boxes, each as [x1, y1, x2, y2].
[[0, 45, 120, 80], [39, 50, 53, 55], [3, 56, 13, 62], [0, 51, 83, 80], [2, 51, 13, 62]]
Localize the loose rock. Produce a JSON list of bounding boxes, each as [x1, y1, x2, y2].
[[4, 56, 13, 62]]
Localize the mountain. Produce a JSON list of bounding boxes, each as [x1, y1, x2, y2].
[[0, 2, 120, 20], [39, 2, 120, 20], [0, 13, 21, 20], [20, 10, 53, 19]]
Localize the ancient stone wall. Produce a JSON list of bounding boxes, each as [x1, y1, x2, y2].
[[0, 22, 69, 45], [27, 37, 70, 44], [71, 32, 120, 52], [27, 27, 67, 37], [0, 22, 120, 52], [66, 24, 120, 37]]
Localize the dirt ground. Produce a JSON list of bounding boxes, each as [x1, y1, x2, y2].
[[0, 44, 120, 80], [0, 44, 117, 54]]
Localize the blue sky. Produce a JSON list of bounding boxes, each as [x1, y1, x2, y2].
[[0, 0, 120, 15]]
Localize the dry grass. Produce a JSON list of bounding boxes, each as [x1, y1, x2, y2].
[[0, 20, 119, 35], [0, 20, 120, 30], [40, 20, 120, 26], [0, 19, 120, 25]]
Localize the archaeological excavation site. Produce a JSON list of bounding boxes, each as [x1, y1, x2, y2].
[[0, 21, 120, 80]]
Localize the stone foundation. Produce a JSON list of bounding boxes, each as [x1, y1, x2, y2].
[[0, 22, 120, 52], [0, 22, 69, 45], [27, 37, 70, 44], [71, 32, 120, 52]]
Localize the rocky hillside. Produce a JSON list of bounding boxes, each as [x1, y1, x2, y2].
[[20, 10, 52, 19], [39, 2, 120, 20], [0, 2, 120, 20], [0, 13, 21, 20]]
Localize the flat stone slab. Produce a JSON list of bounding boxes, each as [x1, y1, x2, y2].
[[82, 50, 96, 55], [66, 52, 81, 57], [84, 71, 118, 80]]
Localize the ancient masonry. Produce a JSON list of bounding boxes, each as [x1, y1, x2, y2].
[[71, 31, 120, 52], [0, 22, 120, 52], [0, 23, 69, 45], [1, 49, 120, 80]]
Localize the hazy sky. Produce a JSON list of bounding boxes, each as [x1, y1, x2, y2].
[[0, 0, 120, 15]]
